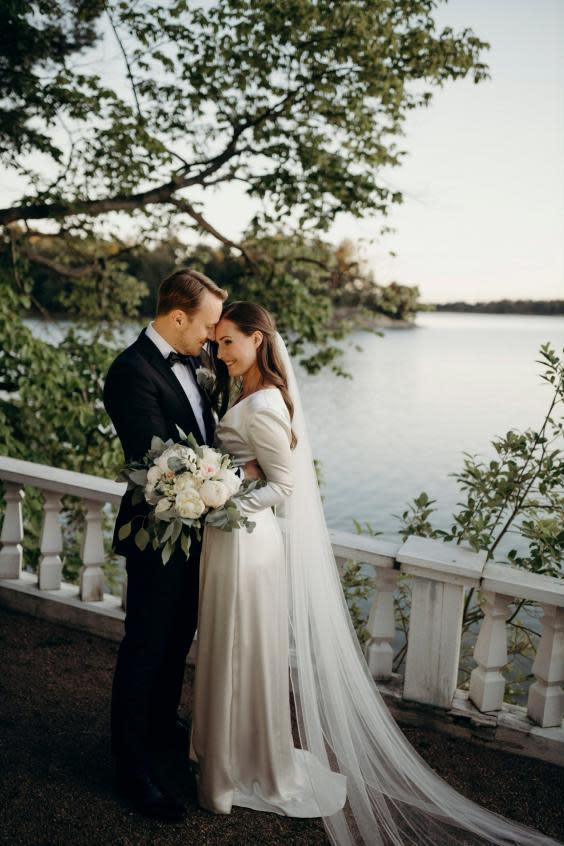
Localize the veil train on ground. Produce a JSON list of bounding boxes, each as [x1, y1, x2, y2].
[[274, 331, 562, 846]]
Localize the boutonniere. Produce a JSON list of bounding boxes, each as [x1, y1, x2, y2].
[[195, 365, 217, 401]]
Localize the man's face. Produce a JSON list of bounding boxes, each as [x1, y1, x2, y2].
[[173, 290, 223, 355]]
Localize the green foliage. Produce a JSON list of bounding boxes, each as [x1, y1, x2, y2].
[[1, 1, 489, 232], [13, 228, 425, 374], [340, 560, 373, 648], [0, 0, 107, 160], [0, 261, 124, 587], [1, 0, 486, 364], [4, 228, 148, 324], [3, 1, 479, 375]]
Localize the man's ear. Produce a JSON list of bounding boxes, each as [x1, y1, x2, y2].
[[173, 308, 190, 326]]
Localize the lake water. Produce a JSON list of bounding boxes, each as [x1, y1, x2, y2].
[[26, 312, 564, 547]]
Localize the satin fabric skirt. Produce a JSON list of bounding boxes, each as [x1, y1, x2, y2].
[[189, 508, 347, 817]]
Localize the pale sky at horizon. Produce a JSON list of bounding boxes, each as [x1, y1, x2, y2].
[[2, 0, 563, 304]]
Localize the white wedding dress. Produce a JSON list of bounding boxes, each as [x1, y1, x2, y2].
[[189, 387, 347, 817]]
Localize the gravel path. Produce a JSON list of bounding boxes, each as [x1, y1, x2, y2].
[[0, 605, 562, 846]]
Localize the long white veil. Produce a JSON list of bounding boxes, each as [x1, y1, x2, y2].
[[274, 332, 562, 846]]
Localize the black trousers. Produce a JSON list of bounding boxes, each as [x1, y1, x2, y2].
[[110, 540, 201, 777]]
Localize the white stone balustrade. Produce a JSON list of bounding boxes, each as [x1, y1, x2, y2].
[[1, 456, 563, 742], [330, 530, 400, 680], [0, 483, 24, 579], [79, 500, 106, 602], [398, 535, 487, 709], [528, 605, 564, 728], [0, 456, 124, 604], [479, 562, 564, 728], [469, 591, 513, 712], [38, 492, 63, 590]]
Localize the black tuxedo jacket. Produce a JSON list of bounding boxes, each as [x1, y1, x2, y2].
[[103, 328, 215, 558]]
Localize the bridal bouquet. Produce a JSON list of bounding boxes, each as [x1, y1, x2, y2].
[[116, 428, 263, 564]]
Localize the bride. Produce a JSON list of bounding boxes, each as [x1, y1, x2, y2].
[[189, 301, 561, 846]]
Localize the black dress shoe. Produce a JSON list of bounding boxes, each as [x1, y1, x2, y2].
[[115, 770, 186, 821]]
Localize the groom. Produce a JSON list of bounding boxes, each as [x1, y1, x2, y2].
[[103, 268, 256, 821]]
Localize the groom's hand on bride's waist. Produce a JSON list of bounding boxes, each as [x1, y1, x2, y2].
[[242, 459, 265, 481]]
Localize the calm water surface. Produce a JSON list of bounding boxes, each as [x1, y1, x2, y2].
[[298, 312, 563, 541], [27, 312, 564, 543]]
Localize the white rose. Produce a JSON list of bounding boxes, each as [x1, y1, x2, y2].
[[216, 467, 241, 497], [198, 446, 222, 478], [199, 479, 230, 509], [175, 489, 205, 520], [146, 465, 162, 488], [174, 472, 198, 494], [155, 497, 173, 515]]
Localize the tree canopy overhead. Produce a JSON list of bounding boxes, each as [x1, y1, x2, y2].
[[1, 0, 489, 243]]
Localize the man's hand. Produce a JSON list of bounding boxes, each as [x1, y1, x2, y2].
[[243, 459, 265, 482]]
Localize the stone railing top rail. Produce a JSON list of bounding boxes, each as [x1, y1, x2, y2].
[[1, 456, 562, 605], [331, 532, 564, 605], [0, 456, 125, 505], [482, 561, 564, 608]]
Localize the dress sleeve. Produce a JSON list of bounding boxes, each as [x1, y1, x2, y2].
[[239, 404, 294, 514]]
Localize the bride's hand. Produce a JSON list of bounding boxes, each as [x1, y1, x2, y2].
[[243, 459, 265, 481]]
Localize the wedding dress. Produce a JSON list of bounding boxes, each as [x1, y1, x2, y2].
[[189, 386, 347, 816], [190, 334, 562, 846]]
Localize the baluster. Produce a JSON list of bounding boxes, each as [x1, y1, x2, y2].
[[0, 484, 24, 579], [403, 577, 466, 708], [469, 591, 512, 712], [398, 537, 486, 708], [527, 604, 564, 728], [365, 566, 400, 680], [79, 500, 105, 602], [38, 493, 63, 590]]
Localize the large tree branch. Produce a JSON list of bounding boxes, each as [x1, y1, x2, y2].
[[22, 242, 136, 280], [0, 146, 235, 225], [171, 197, 259, 270], [0, 84, 305, 227], [23, 251, 97, 279]]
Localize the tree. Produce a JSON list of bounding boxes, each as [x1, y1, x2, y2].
[[1, 0, 489, 280]]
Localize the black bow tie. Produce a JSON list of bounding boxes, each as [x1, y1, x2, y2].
[[167, 351, 194, 368]]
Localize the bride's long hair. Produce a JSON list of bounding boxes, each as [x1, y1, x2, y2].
[[210, 301, 297, 448]]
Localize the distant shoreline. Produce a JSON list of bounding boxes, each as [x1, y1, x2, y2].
[[425, 300, 564, 316], [24, 298, 564, 330]]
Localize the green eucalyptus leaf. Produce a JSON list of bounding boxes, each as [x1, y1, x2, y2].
[[118, 522, 132, 541], [135, 527, 150, 551]]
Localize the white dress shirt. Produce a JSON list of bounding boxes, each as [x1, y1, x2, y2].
[[145, 322, 207, 441]]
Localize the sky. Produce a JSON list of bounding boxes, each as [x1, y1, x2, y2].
[[2, 0, 563, 304], [196, 0, 564, 304]]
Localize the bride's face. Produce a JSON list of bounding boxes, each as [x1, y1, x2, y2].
[[216, 318, 262, 378]]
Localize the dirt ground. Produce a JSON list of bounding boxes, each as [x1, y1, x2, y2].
[[0, 604, 562, 846]]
